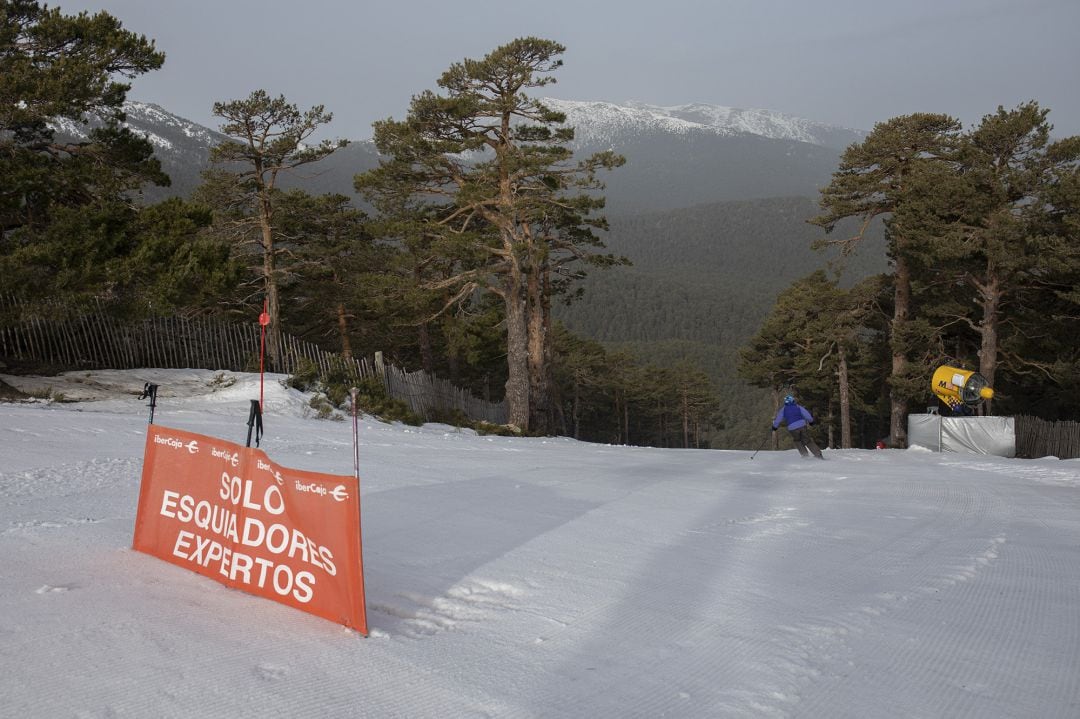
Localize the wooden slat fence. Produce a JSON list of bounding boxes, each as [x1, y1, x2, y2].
[[377, 353, 507, 425], [0, 298, 507, 426], [1015, 416, 1080, 460]]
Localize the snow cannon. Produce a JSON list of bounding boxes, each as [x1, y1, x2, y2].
[[932, 365, 994, 413]]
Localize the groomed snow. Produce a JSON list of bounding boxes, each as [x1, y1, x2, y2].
[[1, 370, 1078, 718]]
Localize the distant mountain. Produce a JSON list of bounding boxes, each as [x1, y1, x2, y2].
[[50, 98, 865, 213], [49, 101, 382, 202], [50, 102, 223, 200], [539, 99, 866, 212], [540, 99, 866, 151]]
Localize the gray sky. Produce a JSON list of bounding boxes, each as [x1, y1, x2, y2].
[[58, 0, 1080, 140]]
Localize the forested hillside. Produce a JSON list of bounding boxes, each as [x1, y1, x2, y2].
[[592, 134, 843, 213], [556, 196, 887, 446]]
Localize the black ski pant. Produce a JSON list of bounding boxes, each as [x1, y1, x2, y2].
[[789, 426, 823, 458]]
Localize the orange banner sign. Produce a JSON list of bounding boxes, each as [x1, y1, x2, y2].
[[133, 425, 367, 634]]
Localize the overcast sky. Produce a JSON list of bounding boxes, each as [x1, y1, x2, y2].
[[57, 0, 1080, 140]]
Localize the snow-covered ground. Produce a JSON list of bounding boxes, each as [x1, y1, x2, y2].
[[2, 370, 1078, 718]]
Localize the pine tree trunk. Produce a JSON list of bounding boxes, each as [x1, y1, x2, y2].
[[503, 270, 530, 431], [527, 266, 550, 434], [682, 389, 690, 449], [543, 274, 565, 436], [336, 303, 352, 360], [838, 343, 852, 448], [977, 271, 1001, 416], [572, 376, 581, 440], [418, 320, 434, 375], [259, 208, 282, 371], [889, 256, 912, 447]]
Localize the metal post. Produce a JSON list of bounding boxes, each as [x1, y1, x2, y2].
[[350, 388, 360, 482], [140, 383, 159, 424]]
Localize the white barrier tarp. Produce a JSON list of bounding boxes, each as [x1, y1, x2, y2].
[[908, 414, 1016, 457], [908, 414, 944, 452]]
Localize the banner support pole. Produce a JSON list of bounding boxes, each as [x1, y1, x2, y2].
[[140, 383, 159, 424], [350, 387, 369, 636], [350, 388, 360, 482]]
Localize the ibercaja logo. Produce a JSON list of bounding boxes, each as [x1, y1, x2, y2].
[[153, 432, 199, 454]]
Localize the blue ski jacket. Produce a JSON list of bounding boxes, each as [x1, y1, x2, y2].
[[773, 403, 814, 431]]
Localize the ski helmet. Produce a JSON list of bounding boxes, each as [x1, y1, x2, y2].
[[784, 394, 795, 405]]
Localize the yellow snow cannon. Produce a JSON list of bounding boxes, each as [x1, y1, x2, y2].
[[932, 365, 994, 413]]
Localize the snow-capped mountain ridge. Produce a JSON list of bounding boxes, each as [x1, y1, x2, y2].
[[541, 98, 865, 150], [44, 98, 859, 208], [53, 98, 860, 156], [123, 101, 222, 146], [48, 101, 226, 149]]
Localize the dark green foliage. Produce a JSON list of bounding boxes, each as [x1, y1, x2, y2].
[[739, 271, 890, 448], [0, 0, 168, 238], [885, 103, 1080, 420], [286, 360, 423, 425], [744, 104, 1080, 438], [284, 357, 320, 392], [348, 376, 422, 425], [555, 196, 887, 447], [0, 2, 226, 315], [267, 191, 386, 356], [558, 197, 886, 343], [0, 197, 241, 316], [199, 90, 348, 369], [808, 113, 963, 445], [550, 324, 724, 447]]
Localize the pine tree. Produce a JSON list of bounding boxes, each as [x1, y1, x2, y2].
[[203, 90, 346, 369], [1, 0, 168, 294], [895, 103, 1080, 415], [551, 323, 612, 440], [0, 197, 240, 317], [811, 114, 961, 446], [740, 272, 886, 449], [270, 190, 379, 359], [355, 38, 623, 432]]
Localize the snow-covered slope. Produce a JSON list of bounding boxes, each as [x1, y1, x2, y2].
[[2, 369, 1079, 718], [120, 101, 225, 150], [49, 101, 224, 151], [541, 98, 866, 150]]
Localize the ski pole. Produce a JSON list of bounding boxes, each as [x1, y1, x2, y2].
[[750, 432, 771, 459], [139, 383, 158, 425]]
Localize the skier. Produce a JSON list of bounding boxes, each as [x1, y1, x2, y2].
[[772, 394, 824, 459]]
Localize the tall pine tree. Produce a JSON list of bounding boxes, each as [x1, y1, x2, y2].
[[1, 0, 168, 301], [356, 38, 623, 431], [811, 114, 961, 446], [203, 90, 346, 368], [895, 103, 1080, 415]]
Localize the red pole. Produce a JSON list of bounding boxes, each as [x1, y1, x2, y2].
[[258, 300, 270, 411]]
